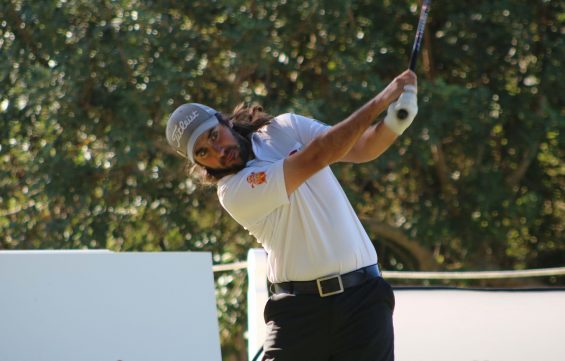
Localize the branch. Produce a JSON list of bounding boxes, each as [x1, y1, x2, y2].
[[430, 142, 459, 215], [506, 139, 540, 189], [360, 217, 438, 271], [421, 0, 435, 80], [430, 143, 452, 191], [418, 7, 459, 214]]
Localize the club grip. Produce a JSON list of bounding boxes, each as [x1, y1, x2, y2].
[[397, 108, 409, 120]]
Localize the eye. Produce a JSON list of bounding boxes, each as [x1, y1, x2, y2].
[[210, 128, 219, 142], [196, 148, 207, 158]]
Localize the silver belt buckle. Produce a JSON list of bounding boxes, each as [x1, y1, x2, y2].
[[316, 274, 344, 297]]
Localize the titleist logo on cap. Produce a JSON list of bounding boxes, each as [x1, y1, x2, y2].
[[171, 110, 200, 148]]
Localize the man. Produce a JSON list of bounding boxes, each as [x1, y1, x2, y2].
[[166, 69, 417, 361]]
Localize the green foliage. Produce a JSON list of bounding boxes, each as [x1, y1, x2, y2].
[[1, 0, 564, 359]]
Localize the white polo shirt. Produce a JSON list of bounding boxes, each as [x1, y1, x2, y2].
[[217, 113, 378, 283]]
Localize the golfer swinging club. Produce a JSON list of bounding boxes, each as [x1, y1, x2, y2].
[[166, 68, 417, 360]]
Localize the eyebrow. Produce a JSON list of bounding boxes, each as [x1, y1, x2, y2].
[[207, 127, 215, 139], [194, 128, 216, 157]]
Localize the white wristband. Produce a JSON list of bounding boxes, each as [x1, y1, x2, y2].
[[403, 84, 417, 94]]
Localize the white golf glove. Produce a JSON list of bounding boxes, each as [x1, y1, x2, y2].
[[384, 85, 418, 135]]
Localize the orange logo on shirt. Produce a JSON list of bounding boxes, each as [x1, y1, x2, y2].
[[247, 171, 267, 188]]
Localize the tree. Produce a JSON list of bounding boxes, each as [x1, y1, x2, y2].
[[2, 1, 563, 359]]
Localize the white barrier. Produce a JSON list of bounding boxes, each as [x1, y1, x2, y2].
[[0, 250, 222, 361], [394, 288, 565, 361]]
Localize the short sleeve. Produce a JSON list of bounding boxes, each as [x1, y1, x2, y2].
[[288, 113, 330, 144], [217, 159, 289, 227]]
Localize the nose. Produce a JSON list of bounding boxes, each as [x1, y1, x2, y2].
[[211, 143, 225, 157]]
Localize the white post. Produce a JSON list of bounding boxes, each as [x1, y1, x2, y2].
[[247, 248, 268, 361]]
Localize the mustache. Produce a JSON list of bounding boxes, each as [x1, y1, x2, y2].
[[219, 147, 239, 166], [219, 135, 251, 168]]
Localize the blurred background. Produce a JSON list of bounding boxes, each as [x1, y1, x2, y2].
[[1, 0, 564, 359]]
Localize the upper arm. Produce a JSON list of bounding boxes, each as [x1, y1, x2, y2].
[[283, 136, 329, 195], [219, 161, 289, 226], [281, 114, 331, 195]]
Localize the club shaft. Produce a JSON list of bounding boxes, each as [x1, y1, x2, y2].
[[397, 0, 431, 120], [408, 0, 431, 71]]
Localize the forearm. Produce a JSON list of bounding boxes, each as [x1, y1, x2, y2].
[[339, 121, 398, 163], [307, 92, 391, 166], [339, 83, 418, 164]]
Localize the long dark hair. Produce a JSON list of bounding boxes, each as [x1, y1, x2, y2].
[[187, 103, 273, 185]]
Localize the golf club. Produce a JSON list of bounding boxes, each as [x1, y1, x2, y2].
[[397, 0, 431, 120]]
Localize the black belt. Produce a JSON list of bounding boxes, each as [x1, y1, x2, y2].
[[273, 264, 380, 297]]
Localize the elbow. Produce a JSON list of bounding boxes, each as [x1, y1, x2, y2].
[[337, 144, 373, 164]]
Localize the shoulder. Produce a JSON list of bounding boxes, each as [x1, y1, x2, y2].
[[252, 113, 297, 141], [261, 113, 328, 134], [264, 113, 294, 130], [271, 112, 324, 125]]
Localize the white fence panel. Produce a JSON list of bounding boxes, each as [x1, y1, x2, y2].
[[0, 250, 221, 361]]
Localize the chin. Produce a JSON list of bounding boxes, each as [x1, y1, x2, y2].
[[219, 157, 246, 173], [230, 160, 247, 172]]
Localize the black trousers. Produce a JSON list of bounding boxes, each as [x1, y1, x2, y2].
[[262, 277, 395, 361]]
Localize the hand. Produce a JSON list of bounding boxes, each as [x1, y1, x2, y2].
[[383, 70, 417, 104]]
